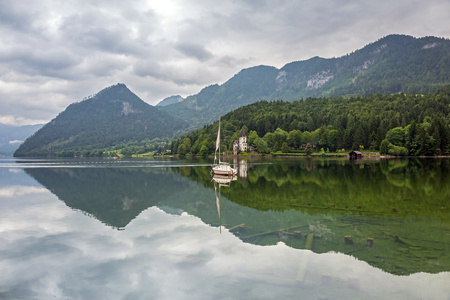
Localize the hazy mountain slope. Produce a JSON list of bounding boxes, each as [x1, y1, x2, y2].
[[162, 65, 279, 127], [0, 124, 43, 155], [156, 95, 184, 106], [14, 84, 187, 157]]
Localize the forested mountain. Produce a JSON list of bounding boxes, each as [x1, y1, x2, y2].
[[169, 86, 450, 156], [161, 35, 450, 127], [14, 84, 188, 157], [0, 124, 43, 155]]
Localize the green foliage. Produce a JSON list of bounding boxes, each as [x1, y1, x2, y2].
[[305, 143, 313, 155], [170, 88, 450, 156], [380, 139, 390, 155], [248, 130, 259, 146], [177, 144, 187, 156], [254, 137, 268, 154], [386, 127, 406, 146], [387, 144, 408, 156], [273, 141, 280, 152], [281, 142, 289, 153], [199, 145, 209, 157]]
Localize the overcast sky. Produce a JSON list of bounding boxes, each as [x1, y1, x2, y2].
[[1, 0, 449, 126]]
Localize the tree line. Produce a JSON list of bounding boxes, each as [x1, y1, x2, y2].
[[169, 86, 450, 156]]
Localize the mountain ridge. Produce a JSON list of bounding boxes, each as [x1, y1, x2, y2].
[[161, 34, 450, 126]]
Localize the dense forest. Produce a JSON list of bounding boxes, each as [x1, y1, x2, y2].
[[169, 86, 450, 156]]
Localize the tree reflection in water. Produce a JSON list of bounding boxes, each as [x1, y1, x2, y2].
[[25, 157, 450, 275]]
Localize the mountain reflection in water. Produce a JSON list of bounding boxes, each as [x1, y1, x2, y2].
[[24, 157, 449, 277]]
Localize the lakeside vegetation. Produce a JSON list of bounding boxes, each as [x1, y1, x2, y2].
[[169, 86, 450, 157]]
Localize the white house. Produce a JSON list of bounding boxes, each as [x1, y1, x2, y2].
[[233, 128, 247, 155]]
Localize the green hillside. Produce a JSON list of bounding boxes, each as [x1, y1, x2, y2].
[[169, 86, 450, 156], [14, 84, 188, 157]]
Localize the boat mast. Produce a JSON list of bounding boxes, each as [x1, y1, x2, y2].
[[218, 117, 221, 163], [215, 117, 221, 164], [214, 181, 222, 233]]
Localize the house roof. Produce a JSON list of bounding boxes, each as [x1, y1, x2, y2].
[[240, 128, 246, 137], [350, 151, 363, 155]]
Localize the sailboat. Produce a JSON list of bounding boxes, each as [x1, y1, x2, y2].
[[212, 117, 237, 176]]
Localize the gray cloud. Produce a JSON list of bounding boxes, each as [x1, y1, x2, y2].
[[0, 0, 449, 125], [175, 42, 213, 61], [0, 1, 35, 31]]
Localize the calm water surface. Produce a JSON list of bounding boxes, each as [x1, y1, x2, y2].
[[0, 157, 449, 299]]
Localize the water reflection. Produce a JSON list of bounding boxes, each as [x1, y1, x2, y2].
[[19, 158, 449, 277], [1, 158, 449, 299], [24, 166, 195, 229], [234, 158, 249, 186], [212, 174, 237, 233], [205, 158, 450, 276]]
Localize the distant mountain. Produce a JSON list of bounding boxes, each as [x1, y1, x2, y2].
[[161, 34, 450, 126], [156, 95, 184, 107], [0, 124, 43, 156], [14, 84, 188, 157]]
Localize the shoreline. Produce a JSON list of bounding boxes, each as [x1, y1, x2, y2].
[[8, 152, 450, 159], [151, 152, 450, 159]]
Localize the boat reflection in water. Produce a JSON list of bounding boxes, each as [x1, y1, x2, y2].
[[212, 174, 236, 233]]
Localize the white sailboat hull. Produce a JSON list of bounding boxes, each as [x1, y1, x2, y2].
[[212, 162, 237, 176]]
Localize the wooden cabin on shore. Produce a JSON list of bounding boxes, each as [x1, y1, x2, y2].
[[349, 151, 363, 159]]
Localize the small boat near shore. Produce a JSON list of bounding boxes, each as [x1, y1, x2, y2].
[[212, 117, 237, 177]]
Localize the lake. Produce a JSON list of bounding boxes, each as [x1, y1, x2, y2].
[[0, 157, 449, 299]]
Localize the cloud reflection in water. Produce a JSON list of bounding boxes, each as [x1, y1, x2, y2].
[[0, 186, 449, 300]]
